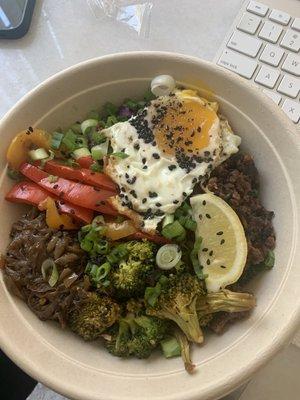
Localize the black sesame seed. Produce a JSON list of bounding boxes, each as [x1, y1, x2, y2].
[[152, 153, 160, 159], [216, 231, 223, 236], [152, 141, 157, 146], [134, 143, 140, 150], [197, 126, 201, 132], [183, 192, 187, 197], [202, 200, 206, 205], [155, 202, 162, 207], [220, 265, 226, 269], [206, 214, 211, 219], [220, 239, 225, 245], [173, 200, 179, 204], [142, 157, 146, 164], [28, 126, 33, 132], [130, 190, 137, 198], [198, 214, 203, 220], [202, 248, 208, 252], [53, 184, 58, 189], [142, 165, 148, 170], [192, 178, 197, 184], [149, 191, 158, 198], [204, 151, 210, 157], [207, 259, 211, 265], [209, 250, 213, 256], [142, 198, 147, 204], [125, 173, 129, 179], [168, 165, 177, 171]]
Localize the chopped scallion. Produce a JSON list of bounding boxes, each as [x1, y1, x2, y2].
[[72, 147, 91, 159], [161, 220, 185, 239], [111, 152, 129, 159], [161, 337, 181, 358], [81, 119, 98, 135], [91, 142, 108, 160], [28, 148, 49, 161], [41, 259, 59, 287], [50, 132, 64, 150]]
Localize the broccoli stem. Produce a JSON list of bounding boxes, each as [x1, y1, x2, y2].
[[174, 328, 196, 374]]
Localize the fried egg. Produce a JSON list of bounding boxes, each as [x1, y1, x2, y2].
[[103, 89, 241, 233]]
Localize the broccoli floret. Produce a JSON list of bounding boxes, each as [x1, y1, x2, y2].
[[145, 273, 204, 344], [174, 328, 196, 374], [126, 298, 145, 316], [68, 293, 120, 341], [104, 315, 168, 359], [196, 289, 256, 318], [110, 240, 157, 299]]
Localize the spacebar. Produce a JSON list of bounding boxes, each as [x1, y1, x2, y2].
[[217, 49, 257, 79]]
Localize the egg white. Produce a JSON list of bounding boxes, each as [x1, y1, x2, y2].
[[103, 90, 241, 233]]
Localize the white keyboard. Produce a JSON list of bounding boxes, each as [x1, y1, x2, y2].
[[214, 0, 300, 125]]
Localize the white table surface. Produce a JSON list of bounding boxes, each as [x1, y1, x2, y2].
[[0, 1, 299, 399]]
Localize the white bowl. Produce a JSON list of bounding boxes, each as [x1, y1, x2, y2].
[[0, 52, 300, 400]]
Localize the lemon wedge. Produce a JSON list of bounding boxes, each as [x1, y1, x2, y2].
[[190, 193, 247, 293]]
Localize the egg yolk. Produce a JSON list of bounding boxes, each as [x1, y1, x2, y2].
[[154, 99, 217, 156]]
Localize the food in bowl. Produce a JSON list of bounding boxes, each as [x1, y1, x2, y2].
[[2, 75, 276, 374]]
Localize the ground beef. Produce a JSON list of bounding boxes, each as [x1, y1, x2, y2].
[[4, 208, 88, 327], [205, 152, 275, 270], [209, 311, 251, 334]]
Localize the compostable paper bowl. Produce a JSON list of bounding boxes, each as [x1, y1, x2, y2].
[[0, 52, 300, 400]]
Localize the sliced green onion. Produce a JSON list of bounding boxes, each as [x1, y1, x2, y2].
[[161, 220, 185, 239], [264, 250, 275, 269], [70, 123, 82, 134], [90, 162, 103, 172], [85, 261, 111, 285], [7, 168, 21, 181], [161, 337, 181, 358], [144, 282, 162, 307], [162, 214, 174, 228], [81, 119, 98, 135], [105, 115, 118, 127], [89, 130, 107, 145], [51, 132, 64, 150], [107, 243, 129, 264], [190, 237, 204, 280], [62, 129, 77, 151], [41, 259, 59, 287], [72, 147, 91, 159], [48, 175, 58, 183], [28, 148, 49, 161], [103, 102, 118, 116], [91, 142, 108, 160], [156, 244, 182, 270], [111, 152, 129, 159], [183, 218, 197, 232]]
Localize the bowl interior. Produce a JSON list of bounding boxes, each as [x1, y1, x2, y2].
[[0, 53, 299, 400]]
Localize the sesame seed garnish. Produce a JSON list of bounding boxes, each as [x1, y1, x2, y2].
[[130, 190, 137, 198], [28, 126, 33, 132], [149, 191, 158, 198], [152, 153, 160, 159], [206, 213, 211, 219], [142, 198, 147, 204], [209, 250, 213, 256], [125, 173, 129, 179], [216, 231, 223, 236], [134, 143, 140, 150], [207, 259, 211, 265], [173, 199, 179, 204], [168, 165, 177, 171], [142, 157, 146, 164], [192, 178, 197, 184], [155, 202, 162, 207], [183, 192, 187, 197], [220, 239, 225, 245], [202, 200, 206, 205], [142, 165, 148, 170], [220, 265, 226, 269], [53, 184, 58, 189], [202, 248, 208, 252]]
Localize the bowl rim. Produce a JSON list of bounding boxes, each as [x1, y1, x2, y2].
[[0, 51, 300, 400]]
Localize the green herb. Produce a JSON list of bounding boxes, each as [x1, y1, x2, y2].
[[85, 261, 111, 286], [161, 220, 185, 239], [190, 237, 205, 280], [144, 276, 168, 307], [81, 119, 98, 135], [111, 152, 129, 159], [264, 250, 275, 269], [143, 89, 156, 103], [106, 243, 129, 264], [161, 337, 181, 358], [62, 129, 78, 151], [105, 115, 118, 127], [48, 175, 58, 183], [90, 161, 103, 172], [79, 223, 108, 255], [103, 102, 118, 116]]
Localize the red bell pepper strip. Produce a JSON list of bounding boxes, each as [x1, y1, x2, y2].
[[5, 181, 93, 224], [77, 156, 93, 169], [43, 160, 117, 192], [20, 163, 117, 215], [129, 231, 171, 244]]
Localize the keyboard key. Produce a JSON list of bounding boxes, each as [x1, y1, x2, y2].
[[238, 13, 261, 34], [263, 89, 282, 105], [227, 31, 262, 57], [280, 30, 300, 52], [259, 21, 283, 43], [217, 49, 257, 79], [269, 9, 290, 26], [255, 65, 280, 88], [291, 18, 300, 32], [277, 75, 300, 98], [259, 44, 284, 67], [282, 54, 300, 77], [247, 1, 268, 17], [281, 99, 300, 123]]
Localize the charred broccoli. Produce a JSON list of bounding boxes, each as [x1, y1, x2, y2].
[[196, 290, 256, 318], [68, 293, 120, 341], [104, 315, 168, 359], [174, 328, 196, 374], [145, 273, 204, 344], [110, 240, 157, 299]]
